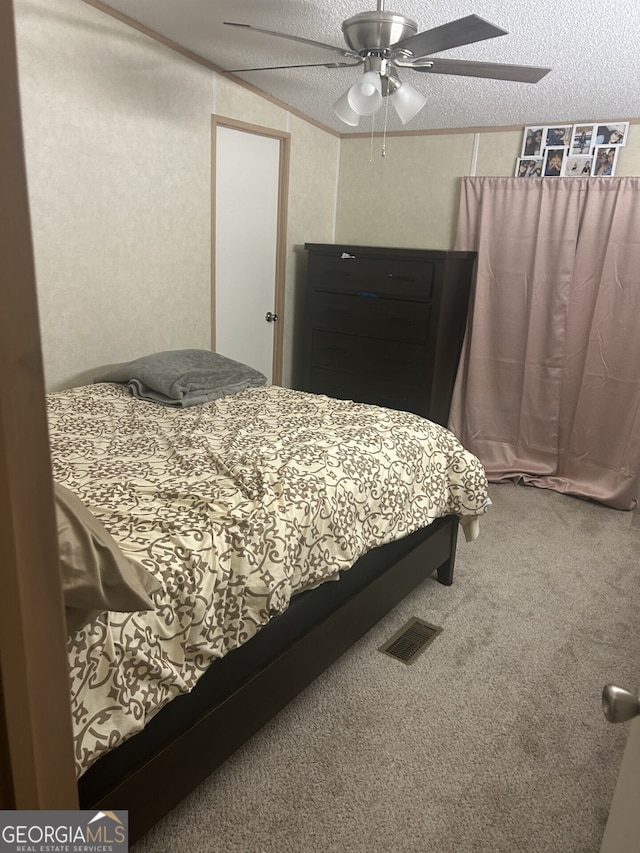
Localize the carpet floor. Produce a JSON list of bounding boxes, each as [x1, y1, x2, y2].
[[132, 482, 640, 852]]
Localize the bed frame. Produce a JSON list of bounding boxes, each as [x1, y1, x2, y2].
[[78, 514, 458, 842]]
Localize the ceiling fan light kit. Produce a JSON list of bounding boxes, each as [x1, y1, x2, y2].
[[333, 53, 426, 125], [224, 1, 550, 130]]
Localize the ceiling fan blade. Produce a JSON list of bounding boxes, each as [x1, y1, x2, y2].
[[224, 22, 360, 59], [223, 61, 362, 73], [392, 14, 507, 58], [405, 57, 550, 83]]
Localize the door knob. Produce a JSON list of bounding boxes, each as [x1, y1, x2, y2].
[[602, 684, 640, 723], [265, 311, 278, 323]]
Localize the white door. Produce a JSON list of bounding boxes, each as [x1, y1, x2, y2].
[[600, 686, 640, 851], [214, 125, 281, 383]]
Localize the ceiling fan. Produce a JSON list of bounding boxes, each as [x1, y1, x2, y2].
[[223, 1, 551, 126]]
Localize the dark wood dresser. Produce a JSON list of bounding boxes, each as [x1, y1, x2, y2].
[[300, 243, 476, 426]]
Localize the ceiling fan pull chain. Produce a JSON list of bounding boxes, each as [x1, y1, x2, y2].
[[369, 112, 376, 163], [381, 81, 390, 157]]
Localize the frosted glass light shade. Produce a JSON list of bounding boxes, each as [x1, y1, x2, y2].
[[347, 71, 383, 116], [333, 90, 361, 126], [390, 81, 427, 124]]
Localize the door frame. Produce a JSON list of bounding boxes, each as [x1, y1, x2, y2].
[[211, 116, 290, 385], [0, 0, 78, 809]]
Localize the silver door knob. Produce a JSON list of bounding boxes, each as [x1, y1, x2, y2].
[[265, 311, 278, 322], [602, 685, 640, 723]]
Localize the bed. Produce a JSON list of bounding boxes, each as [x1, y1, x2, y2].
[[47, 352, 489, 841]]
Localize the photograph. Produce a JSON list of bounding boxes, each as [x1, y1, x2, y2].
[[594, 122, 628, 146], [544, 126, 572, 148], [521, 126, 545, 157], [515, 157, 543, 177], [517, 119, 627, 179], [591, 145, 619, 177], [570, 124, 596, 155], [563, 155, 593, 176], [542, 146, 567, 177]]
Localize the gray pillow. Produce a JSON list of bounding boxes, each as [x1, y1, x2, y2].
[[54, 483, 160, 633]]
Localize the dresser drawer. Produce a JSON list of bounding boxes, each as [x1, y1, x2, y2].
[[308, 254, 434, 301], [309, 291, 430, 344], [311, 330, 427, 382], [309, 367, 429, 417]]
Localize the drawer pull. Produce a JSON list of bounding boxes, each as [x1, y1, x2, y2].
[[357, 291, 379, 298], [388, 274, 417, 282]]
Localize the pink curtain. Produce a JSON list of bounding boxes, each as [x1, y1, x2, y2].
[[449, 177, 640, 510]]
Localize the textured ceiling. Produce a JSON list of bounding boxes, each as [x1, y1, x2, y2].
[[95, 0, 640, 135]]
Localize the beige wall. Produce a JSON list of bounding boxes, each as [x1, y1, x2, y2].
[[335, 132, 475, 250], [15, 0, 339, 391], [282, 114, 340, 387], [336, 124, 640, 250], [15, 0, 213, 391]]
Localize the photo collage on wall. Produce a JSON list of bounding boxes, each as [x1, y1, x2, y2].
[[515, 122, 629, 178]]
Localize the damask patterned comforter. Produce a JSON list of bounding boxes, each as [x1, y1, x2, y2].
[[47, 383, 489, 776]]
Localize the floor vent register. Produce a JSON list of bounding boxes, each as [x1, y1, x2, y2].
[[379, 617, 443, 665]]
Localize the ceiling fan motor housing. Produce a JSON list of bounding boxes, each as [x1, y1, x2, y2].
[[342, 11, 417, 55]]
